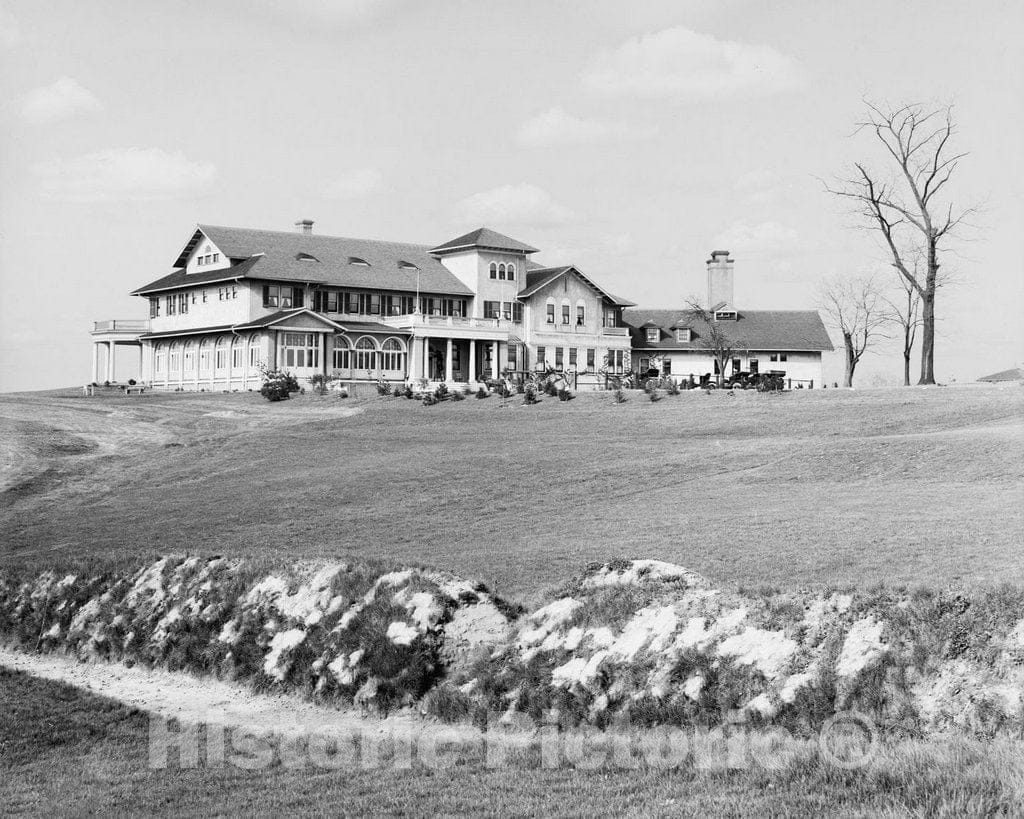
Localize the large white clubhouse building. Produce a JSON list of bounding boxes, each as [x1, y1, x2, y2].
[[92, 222, 635, 391], [91, 222, 832, 390]]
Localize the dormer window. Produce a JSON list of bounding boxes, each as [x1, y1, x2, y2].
[[676, 328, 691, 342], [348, 256, 370, 266], [296, 252, 319, 262], [645, 328, 659, 343], [714, 310, 736, 321], [398, 260, 419, 271]]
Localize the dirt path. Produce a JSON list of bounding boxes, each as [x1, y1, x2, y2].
[[0, 647, 490, 743]]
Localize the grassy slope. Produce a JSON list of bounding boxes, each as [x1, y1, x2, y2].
[[0, 385, 1021, 603], [2, 666, 1021, 817]]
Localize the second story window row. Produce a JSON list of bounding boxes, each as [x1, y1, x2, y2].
[[311, 289, 467, 318], [263, 285, 305, 309], [488, 262, 516, 281], [482, 301, 523, 322]]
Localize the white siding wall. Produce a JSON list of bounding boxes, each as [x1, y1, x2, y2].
[[149, 282, 252, 333]]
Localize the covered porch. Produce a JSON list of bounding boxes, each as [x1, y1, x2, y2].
[[409, 335, 514, 383], [90, 320, 149, 384]]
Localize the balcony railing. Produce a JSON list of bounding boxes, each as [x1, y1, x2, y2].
[[382, 313, 520, 330], [92, 320, 151, 333]]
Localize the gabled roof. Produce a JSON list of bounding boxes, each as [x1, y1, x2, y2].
[[139, 225, 474, 297], [233, 308, 345, 331], [132, 256, 263, 295], [623, 308, 834, 352], [516, 265, 635, 306], [430, 227, 539, 255]]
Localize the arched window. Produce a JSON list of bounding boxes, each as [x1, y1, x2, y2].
[[199, 338, 212, 373], [575, 301, 586, 326], [248, 334, 261, 369], [354, 337, 377, 372], [231, 336, 245, 369], [168, 341, 181, 373], [381, 338, 405, 372], [332, 335, 351, 370], [545, 299, 555, 324], [154, 342, 166, 374], [561, 300, 571, 325], [498, 263, 506, 281], [183, 340, 196, 373], [489, 262, 497, 280], [215, 335, 230, 372], [507, 263, 516, 281]]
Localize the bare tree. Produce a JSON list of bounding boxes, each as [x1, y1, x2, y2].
[[882, 273, 922, 387], [819, 275, 889, 388], [829, 102, 972, 385], [685, 299, 744, 387]]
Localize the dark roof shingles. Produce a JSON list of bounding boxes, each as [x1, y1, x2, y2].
[[623, 308, 834, 352], [430, 227, 539, 254]]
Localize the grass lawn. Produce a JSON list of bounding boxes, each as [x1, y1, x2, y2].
[[0, 384, 1021, 603], [2, 666, 1021, 817]]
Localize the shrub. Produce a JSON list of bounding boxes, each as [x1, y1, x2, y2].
[[260, 368, 299, 402], [450, 390, 465, 401], [557, 386, 573, 402], [543, 380, 559, 397], [523, 383, 539, 405], [402, 384, 415, 399], [376, 379, 393, 397], [665, 379, 680, 396], [422, 392, 438, 406], [127, 378, 137, 386], [646, 382, 661, 402], [613, 388, 626, 404], [434, 383, 449, 401], [309, 373, 329, 395], [476, 386, 489, 399]]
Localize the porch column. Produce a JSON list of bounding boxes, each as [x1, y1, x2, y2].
[[468, 340, 476, 383], [106, 342, 115, 382], [491, 341, 499, 378], [91, 343, 100, 384], [445, 338, 453, 382], [319, 333, 327, 375], [138, 345, 144, 385]]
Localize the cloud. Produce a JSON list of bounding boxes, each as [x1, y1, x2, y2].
[[324, 167, 381, 200], [583, 26, 803, 102], [712, 221, 799, 254], [453, 184, 574, 227], [517, 107, 657, 147], [19, 77, 102, 124], [0, 7, 19, 48], [33, 148, 216, 202]]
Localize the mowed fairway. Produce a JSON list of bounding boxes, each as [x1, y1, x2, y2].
[[1, 384, 1021, 601]]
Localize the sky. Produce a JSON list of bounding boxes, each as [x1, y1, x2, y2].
[[1, 0, 1022, 391]]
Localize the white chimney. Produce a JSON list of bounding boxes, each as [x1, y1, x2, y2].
[[295, 219, 314, 235], [706, 250, 734, 307]]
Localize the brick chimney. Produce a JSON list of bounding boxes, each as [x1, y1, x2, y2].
[[295, 219, 314, 235], [706, 250, 734, 307]]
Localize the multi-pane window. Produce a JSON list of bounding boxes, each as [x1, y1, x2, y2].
[[507, 263, 515, 282], [169, 343, 180, 372], [555, 347, 564, 368], [569, 348, 578, 367], [262, 285, 301, 309], [248, 337, 261, 368], [281, 333, 318, 369], [603, 309, 617, 328], [646, 328, 659, 343], [662, 358, 672, 375], [561, 304, 571, 325], [381, 339, 404, 371], [676, 329, 691, 342], [507, 343, 517, 367], [536, 346, 546, 365], [155, 345, 165, 373], [333, 338, 350, 369], [512, 303, 523, 322], [354, 338, 376, 371], [166, 294, 176, 315], [232, 343, 244, 368], [183, 344, 195, 372], [576, 305, 585, 325], [149, 298, 160, 318], [546, 303, 555, 324], [199, 343, 211, 372], [215, 338, 229, 370], [489, 263, 497, 280], [483, 300, 500, 319], [607, 349, 626, 374], [586, 348, 595, 371]]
